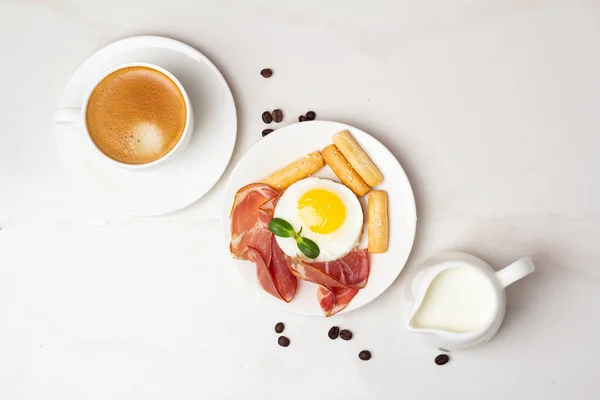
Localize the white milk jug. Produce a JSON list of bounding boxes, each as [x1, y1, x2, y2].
[[407, 252, 535, 351]]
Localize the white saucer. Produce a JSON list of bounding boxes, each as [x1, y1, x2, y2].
[[55, 36, 237, 216], [221, 121, 417, 316]]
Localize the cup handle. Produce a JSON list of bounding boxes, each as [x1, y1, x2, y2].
[[53, 108, 81, 123], [495, 257, 535, 288]]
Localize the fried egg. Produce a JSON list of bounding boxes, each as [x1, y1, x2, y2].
[[273, 177, 363, 262]]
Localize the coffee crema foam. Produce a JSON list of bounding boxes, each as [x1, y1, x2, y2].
[[86, 66, 187, 165]]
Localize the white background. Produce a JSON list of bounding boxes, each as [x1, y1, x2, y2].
[[1, 0, 599, 399]]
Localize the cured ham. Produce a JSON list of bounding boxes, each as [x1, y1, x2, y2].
[[317, 286, 359, 317], [270, 238, 297, 303], [287, 249, 369, 289], [230, 184, 297, 303], [230, 181, 370, 315], [287, 248, 370, 316], [231, 183, 276, 232], [248, 247, 281, 300], [230, 183, 278, 263]]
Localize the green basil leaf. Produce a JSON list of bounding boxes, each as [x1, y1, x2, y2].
[[296, 236, 320, 259], [268, 218, 296, 238]]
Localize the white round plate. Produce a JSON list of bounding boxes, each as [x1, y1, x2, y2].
[[221, 121, 417, 316], [55, 36, 237, 216]]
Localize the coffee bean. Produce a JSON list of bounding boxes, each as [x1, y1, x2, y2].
[[278, 336, 290, 347], [260, 68, 273, 78], [262, 111, 273, 124], [434, 354, 450, 366], [339, 329, 353, 341], [328, 326, 340, 340], [358, 350, 371, 361], [298, 115, 307, 122], [274, 322, 284, 333], [272, 109, 283, 123], [262, 129, 274, 137], [306, 111, 316, 120]]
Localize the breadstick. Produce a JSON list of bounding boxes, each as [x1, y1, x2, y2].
[[262, 151, 325, 190], [333, 130, 383, 187], [322, 144, 370, 197], [368, 190, 388, 253]]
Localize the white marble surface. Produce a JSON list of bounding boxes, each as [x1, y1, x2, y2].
[[1, 0, 599, 398]]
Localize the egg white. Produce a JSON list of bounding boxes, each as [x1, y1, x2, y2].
[[273, 177, 363, 262]]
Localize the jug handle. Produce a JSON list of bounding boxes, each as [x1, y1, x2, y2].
[[495, 257, 535, 288]]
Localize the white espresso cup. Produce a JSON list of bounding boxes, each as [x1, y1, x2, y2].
[[53, 62, 193, 169]]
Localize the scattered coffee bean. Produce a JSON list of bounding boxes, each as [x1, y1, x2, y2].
[[358, 350, 372, 361], [306, 111, 316, 121], [298, 115, 307, 122], [328, 326, 340, 340], [262, 129, 274, 137], [262, 111, 273, 124], [278, 336, 290, 347], [339, 329, 353, 341], [272, 109, 283, 123], [274, 322, 284, 333], [260, 68, 273, 78], [434, 354, 450, 366]]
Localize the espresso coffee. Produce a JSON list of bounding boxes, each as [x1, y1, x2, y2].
[[86, 66, 187, 165]]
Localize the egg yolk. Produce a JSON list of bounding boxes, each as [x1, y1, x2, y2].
[[297, 189, 346, 234]]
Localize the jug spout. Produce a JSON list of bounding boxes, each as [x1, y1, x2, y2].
[[407, 299, 462, 337], [406, 267, 455, 336], [407, 318, 434, 334], [406, 318, 451, 336]]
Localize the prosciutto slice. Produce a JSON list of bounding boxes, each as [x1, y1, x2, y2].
[[317, 286, 359, 317], [248, 246, 282, 300], [230, 183, 278, 262], [270, 238, 297, 303], [230, 183, 297, 303], [287, 248, 370, 316], [230, 183, 279, 237]]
